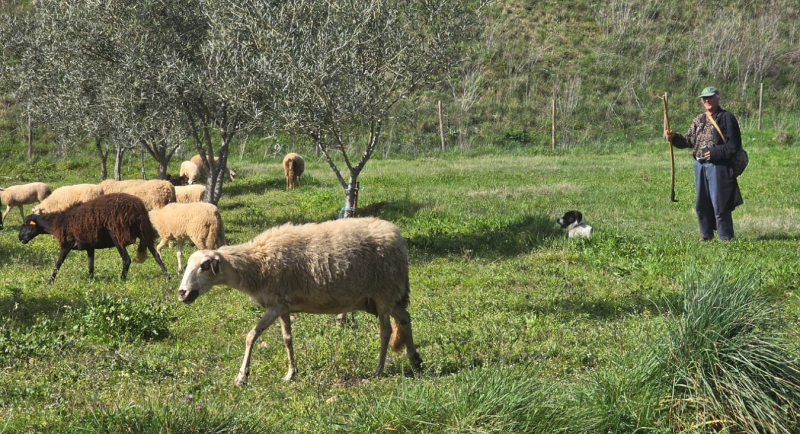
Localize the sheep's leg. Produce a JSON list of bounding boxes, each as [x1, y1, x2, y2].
[[146, 242, 170, 280], [86, 248, 95, 279], [16, 205, 24, 222], [278, 313, 297, 381], [236, 305, 284, 385], [175, 240, 185, 273], [374, 313, 393, 376], [110, 233, 132, 280], [390, 306, 423, 373], [49, 248, 71, 283], [1, 205, 12, 226]]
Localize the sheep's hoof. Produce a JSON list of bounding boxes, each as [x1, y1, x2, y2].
[[282, 370, 296, 382], [234, 375, 248, 386]]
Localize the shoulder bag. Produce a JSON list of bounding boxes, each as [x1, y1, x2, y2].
[[707, 112, 748, 177]]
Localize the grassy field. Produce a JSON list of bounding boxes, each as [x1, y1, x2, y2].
[[1, 135, 799, 432]]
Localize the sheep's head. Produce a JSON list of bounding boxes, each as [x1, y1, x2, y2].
[[19, 214, 49, 244], [178, 250, 223, 304]]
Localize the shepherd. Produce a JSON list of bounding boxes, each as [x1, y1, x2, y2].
[[664, 86, 744, 241]]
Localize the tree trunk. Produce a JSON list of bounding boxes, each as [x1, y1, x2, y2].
[[114, 146, 126, 181], [95, 137, 109, 180]]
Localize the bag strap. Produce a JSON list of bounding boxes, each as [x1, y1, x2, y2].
[[706, 112, 727, 143]]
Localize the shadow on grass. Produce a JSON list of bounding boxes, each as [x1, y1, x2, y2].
[[408, 214, 562, 259], [754, 232, 800, 241], [529, 291, 685, 321], [0, 287, 78, 327]]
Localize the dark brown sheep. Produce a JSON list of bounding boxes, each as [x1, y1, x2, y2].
[[18, 193, 170, 283]]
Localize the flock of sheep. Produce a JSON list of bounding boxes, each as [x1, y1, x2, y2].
[[2, 151, 425, 384]]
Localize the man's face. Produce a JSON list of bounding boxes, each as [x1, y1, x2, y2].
[[702, 94, 720, 111]]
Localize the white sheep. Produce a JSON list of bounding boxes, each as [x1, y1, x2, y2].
[[149, 202, 226, 272], [98, 179, 146, 194], [190, 154, 237, 181], [282, 153, 304, 190], [33, 184, 104, 214], [116, 180, 176, 211], [177, 217, 423, 385], [179, 161, 201, 185], [0, 182, 51, 227], [175, 185, 207, 203]]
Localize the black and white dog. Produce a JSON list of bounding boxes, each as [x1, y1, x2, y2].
[[557, 210, 593, 239]]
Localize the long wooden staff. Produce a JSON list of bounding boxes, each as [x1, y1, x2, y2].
[[662, 92, 677, 202]]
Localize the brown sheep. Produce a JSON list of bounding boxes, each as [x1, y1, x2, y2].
[[177, 217, 422, 385], [282, 153, 304, 190], [18, 193, 169, 283]]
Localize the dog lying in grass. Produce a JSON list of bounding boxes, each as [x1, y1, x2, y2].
[[557, 210, 592, 238]]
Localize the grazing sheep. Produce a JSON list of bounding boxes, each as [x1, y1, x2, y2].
[[19, 193, 169, 283], [33, 184, 104, 214], [179, 161, 201, 185], [165, 174, 187, 186], [175, 185, 207, 203], [282, 153, 304, 190], [0, 182, 51, 228], [118, 180, 176, 210], [149, 202, 226, 272], [190, 154, 237, 181], [98, 179, 146, 194], [177, 217, 423, 385]]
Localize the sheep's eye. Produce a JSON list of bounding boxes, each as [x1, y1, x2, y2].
[[200, 260, 211, 271]]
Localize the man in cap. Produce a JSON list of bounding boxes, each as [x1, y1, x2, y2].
[[664, 86, 743, 241]]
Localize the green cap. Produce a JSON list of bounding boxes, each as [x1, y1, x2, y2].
[[699, 86, 719, 97]]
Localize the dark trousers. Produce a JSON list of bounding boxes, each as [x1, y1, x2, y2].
[[694, 161, 734, 240]]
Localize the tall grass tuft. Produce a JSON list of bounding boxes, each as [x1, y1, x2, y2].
[[657, 265, 800, 433]]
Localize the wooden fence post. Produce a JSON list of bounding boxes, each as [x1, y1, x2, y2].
[[438, 100, 446, 152], [758, 82, 763, 131], [551, 98, 556, 150]]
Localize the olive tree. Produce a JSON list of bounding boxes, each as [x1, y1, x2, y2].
[[209, 0, 480, 216], [3, 0, 201, 181]]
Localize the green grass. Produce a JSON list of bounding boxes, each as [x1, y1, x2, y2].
[[1, 136, 799, 432]]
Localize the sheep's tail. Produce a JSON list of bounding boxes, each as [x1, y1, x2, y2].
[[390, 321, 407, 352], [389, 280, 412, 353], [134, 215, 157, 263], [215, 216, 226, 248]]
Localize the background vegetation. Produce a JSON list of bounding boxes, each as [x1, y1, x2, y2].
[[2, 0, 799, 157]]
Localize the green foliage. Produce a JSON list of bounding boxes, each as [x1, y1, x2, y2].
[[334, 366, 567, 433], [654, 265, 800, 433], [1, 137, 800, 431], [76, 294, 176, 342]]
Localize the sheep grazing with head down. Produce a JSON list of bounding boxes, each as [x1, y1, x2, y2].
[[0, 182, 51, 228], [149, 202, 225, 272], [177, 217, 423, 385], [98, 179, 145, 194], [179, 161, 201, 185], [33, 183, 104, 214], [175, 185, 207, 203], [282, 153, 304, 190], [190, 154, 237, 182], [118, 180, 176, 211], [19, 193, 169, 283]]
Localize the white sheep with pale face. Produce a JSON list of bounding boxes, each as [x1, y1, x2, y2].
[[177, 217, 423, 385]]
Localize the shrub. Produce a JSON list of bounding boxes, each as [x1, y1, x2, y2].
[[77, 294, 176, 342], [656, 265, 800, 433]]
